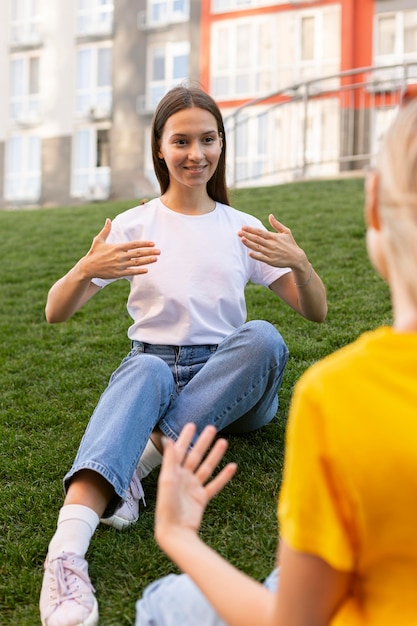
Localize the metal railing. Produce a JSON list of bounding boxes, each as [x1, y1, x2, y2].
[[223, 61, 417, 188]]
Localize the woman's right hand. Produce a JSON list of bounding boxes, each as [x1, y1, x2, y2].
[[79, 218, 160, 280], [155, 424, 237, 547], [45, 219, 160, 323]]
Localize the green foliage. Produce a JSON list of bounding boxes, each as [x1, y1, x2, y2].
[[0, 179, 391, 625]]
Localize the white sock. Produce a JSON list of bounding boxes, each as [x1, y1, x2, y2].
[[48, 504, 99, 560], [137, 438, 163, 480]]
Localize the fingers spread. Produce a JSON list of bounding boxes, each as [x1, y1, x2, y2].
[[193, 437, 229, 485], [204, 462, 238, 500], [182, 424, 218, 473]]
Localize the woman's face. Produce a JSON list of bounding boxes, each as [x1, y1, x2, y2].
[[157, 106, 223, 192]]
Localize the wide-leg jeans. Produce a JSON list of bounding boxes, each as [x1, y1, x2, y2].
[[135, 568, 279, 625], [64, 320, 288, 512]]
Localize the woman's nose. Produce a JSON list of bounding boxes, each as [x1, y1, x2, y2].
[[188, 141, 203, 160]]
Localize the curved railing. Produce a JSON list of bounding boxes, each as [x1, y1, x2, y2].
[[223, 61, 417, 187]]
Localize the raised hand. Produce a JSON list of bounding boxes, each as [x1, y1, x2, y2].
[[155, 424, 237, 544], [238, 213, 307, 270], [81, 218, 160, 280]]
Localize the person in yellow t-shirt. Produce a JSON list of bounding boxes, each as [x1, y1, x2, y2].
[[135, 92, 417, 626]]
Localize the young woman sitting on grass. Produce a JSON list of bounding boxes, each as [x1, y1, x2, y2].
[[39, 85, 327, 626], [135, 92, 417, 625]]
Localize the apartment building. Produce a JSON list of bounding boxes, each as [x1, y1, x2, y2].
[[0, 0, 201, 207], [0, 0, 416, 207], [202, 0, 417, 185]]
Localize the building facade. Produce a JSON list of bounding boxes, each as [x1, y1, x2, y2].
[[0, 0, 416, 207], [0, 0, 201, 207], [202, 0, 417, 185]]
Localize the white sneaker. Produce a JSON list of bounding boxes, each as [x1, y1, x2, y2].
[[101, 472, 146, 531], [40, 552, 98, 626]]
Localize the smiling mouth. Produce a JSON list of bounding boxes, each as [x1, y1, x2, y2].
[[184, 165, 207, 171]]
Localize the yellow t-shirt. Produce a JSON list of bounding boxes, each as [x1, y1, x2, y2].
[[278, 327, 417, 625]]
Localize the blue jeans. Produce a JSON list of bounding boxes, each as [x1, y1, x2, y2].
[[135, 568, 279, 625], [64, 320, 288, 513]]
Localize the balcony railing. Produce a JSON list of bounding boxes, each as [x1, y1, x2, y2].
[[223, 61, 417, 188]]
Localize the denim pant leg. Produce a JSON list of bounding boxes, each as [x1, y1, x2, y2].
[[159, 320, 289, 440], [63, 350, 175, 508], [135, 568, 279, 626]]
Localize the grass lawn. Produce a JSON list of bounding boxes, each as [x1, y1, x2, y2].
[[0, 178, 391, 625]]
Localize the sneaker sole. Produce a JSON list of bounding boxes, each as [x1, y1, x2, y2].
[[100, 515, 138, 531], [41, 597, 99, 626]]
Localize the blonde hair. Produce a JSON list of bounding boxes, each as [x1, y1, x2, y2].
[[377, 98, 417, 307]]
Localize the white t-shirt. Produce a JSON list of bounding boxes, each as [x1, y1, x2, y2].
[[93, 198, 291, 345]]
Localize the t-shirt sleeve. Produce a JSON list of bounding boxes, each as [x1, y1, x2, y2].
[[278, 372, 357, 572], [238, 212, 292, 287], [251, 261, 291, 288]]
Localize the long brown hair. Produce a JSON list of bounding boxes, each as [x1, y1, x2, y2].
[[151, 85, 229, 205]]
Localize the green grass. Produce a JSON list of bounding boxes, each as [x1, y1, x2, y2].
[[0, 178, 391, 625]]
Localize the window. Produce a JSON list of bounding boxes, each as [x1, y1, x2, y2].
[[377, 15, 396, 56], [148, 42, 189, 108], [369, 106, 397, 168], [11, 0, 41, 45], [211, 17, 276, 99], [375, 10, 417, 62], [72, 127, 110, 198], [211, 0, 285, 12], [404, 11, 417, 55], [5, 134, 41, 202], [147, 0, 189, 25], [77, 0, 114, 35], [301, 16, 315, 61], [294, 9, 340, 82], [234, 110, 269, 183], [211, 7, 340, 99], [76, 44, 112, 117], [10, 54, 41, 124]]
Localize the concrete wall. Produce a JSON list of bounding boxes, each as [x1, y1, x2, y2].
[[110, 0, 150, 200], [376, 0, 417, 13], [40, 136, 72, 207]]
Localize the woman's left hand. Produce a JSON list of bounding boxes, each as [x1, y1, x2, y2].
[[238, 214, 307, 271]]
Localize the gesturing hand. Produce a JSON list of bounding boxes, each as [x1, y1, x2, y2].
[[238, 214, 306, 270], [81, 218, 160, 280], [155, 424, 237, 546]]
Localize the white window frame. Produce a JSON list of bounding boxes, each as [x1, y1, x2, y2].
[[147, 41, 189, 109], [370, 106, 398, 162], [146, 0, 189, 26], [233, 108, 270, 184], [77, 0, 114, 36], [4, 133, 42, 202], [375, 10, 417, 65], [210, 17, 278, 100], [293, 8, 339, 83], [211, 0, 285, 13], [10, 52, 41, 125], [71, 126, 111, 199], [11, 0, 42, 45], [76, 43, 113, 118]]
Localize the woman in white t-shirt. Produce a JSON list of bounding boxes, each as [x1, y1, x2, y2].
[[39, 85, 327, 626]]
